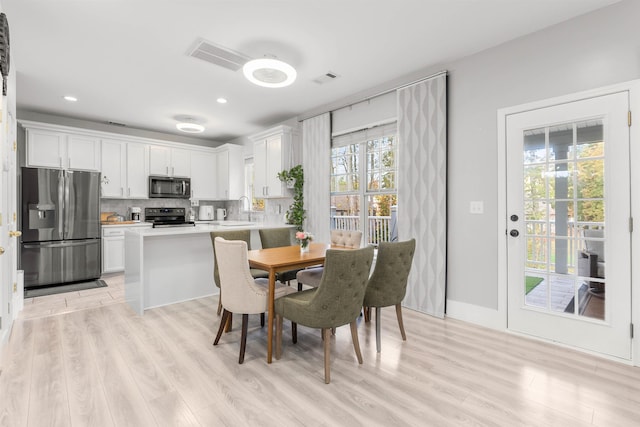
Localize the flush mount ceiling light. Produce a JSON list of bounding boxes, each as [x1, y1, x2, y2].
[[216, 97, 228, 104], [243, 57, 297, 88], [176, 121, 205, 133], [63, 95, 78, 102]]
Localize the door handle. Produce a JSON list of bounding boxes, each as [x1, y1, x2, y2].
[[0, 246, 4, 255], [9, 230, 21, 238], [510, 229, 519, 237]]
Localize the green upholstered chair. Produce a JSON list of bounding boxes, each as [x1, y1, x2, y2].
[[296, 229, 363, 289], [274, 246, 374, 384], [213, 237, 296, 364], [258, 227, 302, 289], [210, 230, 268, 316], [363, 239, 416, 353]]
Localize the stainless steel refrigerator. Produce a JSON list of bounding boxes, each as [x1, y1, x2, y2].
[[20, 167, 101, 288]]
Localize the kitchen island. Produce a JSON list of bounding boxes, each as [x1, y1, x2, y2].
[[124, 223, 293, 315]]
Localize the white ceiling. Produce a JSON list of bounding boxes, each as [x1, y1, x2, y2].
[[3, 0, 620, 143]]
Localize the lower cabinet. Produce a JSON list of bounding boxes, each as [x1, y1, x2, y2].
[[102, 224, 151, 273]]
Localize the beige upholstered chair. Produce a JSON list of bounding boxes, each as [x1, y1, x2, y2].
[[363, 239, 416, 353], [275, 246, 374, 383], [296, 229, 363, 289], [259, 227, 302, 289], [213, 237, 297, 364], [210, 230, 268, 316]]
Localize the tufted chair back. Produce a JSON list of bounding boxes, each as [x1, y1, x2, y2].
[[363, 239, 416, 308], [277, 246, 374, 329], [259, 227, 293, 249], [330, 229, 362, 248]]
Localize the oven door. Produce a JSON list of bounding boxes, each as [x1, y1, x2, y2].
[[149, 177, 190, 198]]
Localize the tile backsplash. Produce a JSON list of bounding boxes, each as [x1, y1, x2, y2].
[[101, 197, 292, 224]]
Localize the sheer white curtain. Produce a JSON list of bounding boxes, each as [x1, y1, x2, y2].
[[302, 113, 331, 243], [397, 73, 447, 318]]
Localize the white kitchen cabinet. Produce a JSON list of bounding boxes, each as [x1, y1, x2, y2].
[[149, 145, 190, 177], [102, 224, 151, 273], [26, 128, 100, 171], [249, 125, 296, 198], [190, 151, 216, 200], [215, 144, 244, 200], [101, 138, 148, 198]]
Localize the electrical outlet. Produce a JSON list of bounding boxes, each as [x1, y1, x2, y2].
[[190, 199, 199, 207], [470, 201, 484, 214]]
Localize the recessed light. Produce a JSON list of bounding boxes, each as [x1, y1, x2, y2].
[[176, 122, 205, 133], [216, 97, 228, 104], [243, 58, 297, 88], [63, 95, 78, 102]]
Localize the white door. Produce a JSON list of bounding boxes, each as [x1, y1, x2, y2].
[[506, 91, 631, 360]]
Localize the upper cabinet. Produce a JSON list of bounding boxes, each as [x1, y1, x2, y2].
[[249, 125, 297, 198], [101, 138, 148, 199], [25, 127, 100, 171], [190, 144, 244, 201], [216, 144, 244, 200], [149, 145, 190, 177], [190, 150, 216, 200]]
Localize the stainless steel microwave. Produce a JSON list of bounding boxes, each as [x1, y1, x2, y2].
[[149, 176, 191, 199]]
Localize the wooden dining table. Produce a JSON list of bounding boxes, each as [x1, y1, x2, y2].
[[247, 242, 335, 363]]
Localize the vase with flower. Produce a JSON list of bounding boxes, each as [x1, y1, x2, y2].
[[296, 231, 313, 253]]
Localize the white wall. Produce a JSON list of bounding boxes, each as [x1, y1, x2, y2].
[[445, 0, 640, 310]]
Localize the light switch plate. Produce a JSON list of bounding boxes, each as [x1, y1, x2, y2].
[[470, 201, 484, 214]]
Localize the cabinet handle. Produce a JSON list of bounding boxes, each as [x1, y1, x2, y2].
[[166, 166, 169, 175], [68, 157, 71, 168], [265, 186, 269, 196], [59, 156, 63, 168], [172, 166, 175, 176], [121, 187, 124, 196], [128, 188, 131, 197]]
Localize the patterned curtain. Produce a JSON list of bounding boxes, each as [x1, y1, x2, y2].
[[302, 113, 331, 243], [397, 73, 447, 318]]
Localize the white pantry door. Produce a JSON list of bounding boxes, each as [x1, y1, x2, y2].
[[506, 91, 631, 360]]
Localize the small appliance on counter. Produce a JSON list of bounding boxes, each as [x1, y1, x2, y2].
[[129, 207, 141, 222], [217, 208, 227, 221], [198, 205, 214, 221], [145, 207, 195, 228]]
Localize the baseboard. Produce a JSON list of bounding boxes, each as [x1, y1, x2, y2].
[[446, 299, 506, 331]]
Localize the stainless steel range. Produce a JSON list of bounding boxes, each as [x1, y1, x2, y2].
[[145, 207, 195, 228]]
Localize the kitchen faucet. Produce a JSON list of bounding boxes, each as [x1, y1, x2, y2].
[[238, 196, 252, 222]]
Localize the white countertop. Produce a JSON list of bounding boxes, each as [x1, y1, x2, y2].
[[130, 222, 293, 237], [101, 222, 153, 228]]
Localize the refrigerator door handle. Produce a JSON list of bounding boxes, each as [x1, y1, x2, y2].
[[64, 171, 71, 237], [58, 170, 65, 237]]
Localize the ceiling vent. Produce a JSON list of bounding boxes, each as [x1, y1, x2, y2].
[[313, 71, 340, 85], [188, 39, 251, 72]]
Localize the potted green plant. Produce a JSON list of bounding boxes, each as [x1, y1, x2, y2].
[[277, 165, 305, 231]]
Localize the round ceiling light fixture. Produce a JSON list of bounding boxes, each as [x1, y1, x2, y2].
[[63, 95, 78, 102], [176, 120, 205, 133], [243, 57, 297, 88]]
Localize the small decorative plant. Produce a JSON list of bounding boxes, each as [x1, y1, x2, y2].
[[295, 231, 313, 252], [277, 165, 305, 231]]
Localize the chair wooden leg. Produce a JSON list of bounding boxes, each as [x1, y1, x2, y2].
[[225, 313, 233, 332], [276, 314, 283, 360], [375, 307, 382, 353], [214, 309, 230, 345], [395, 304, 407, 341], [364, 306, 370, 322], [217, 295, 222, 315], [239, 314, 248, 364], [297, 282, 303, 291], [292, 322, 297, 344], [260, 313, 265, 327], [350, 321, 363, 364], [323, 328, 331, 384]]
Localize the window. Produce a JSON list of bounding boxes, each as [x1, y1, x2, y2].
[[331, 123, 397, 246]]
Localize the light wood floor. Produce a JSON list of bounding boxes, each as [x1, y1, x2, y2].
[[1, 275, 640, 426]]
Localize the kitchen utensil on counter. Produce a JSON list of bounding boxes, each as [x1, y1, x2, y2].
[[106, 213, 125, 222], [217, 208, 227, 221], [199, 206, 214, 220], [101, 212, 116, 222], [129, 207, 141, 222]]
